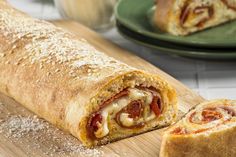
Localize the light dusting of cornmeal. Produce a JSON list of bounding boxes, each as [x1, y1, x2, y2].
[[0, 103, 103, 157]]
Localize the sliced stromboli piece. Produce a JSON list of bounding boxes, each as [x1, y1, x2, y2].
[[86, 87, 174, 143], [160, 99, 236, 157], [0, 1, 177, 147], [154, 0, 236, 36]]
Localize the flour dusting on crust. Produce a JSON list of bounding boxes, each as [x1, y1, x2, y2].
[[0, 1, 134, 82]]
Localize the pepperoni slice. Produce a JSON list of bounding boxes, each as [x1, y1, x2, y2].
[[150, 95, 161, 117], [86, 113, 102, 139], [180, 3, 190, 26], [202, 108, 222, 122], [221, 0, 236, 11], [180, 1, 214, 28], [193, 128, 211, 134], [189, 111, 196, 123], [193, 6, 214, 16], [220, 106, 236, 116], [126, 100, 143, 119], [115, 100, 144, 128], [171, 127, 187, 135], [194, 6, 214, 28], [189, 108, 222, 124], [100, 89, 129, 109], [142, 87, 162, 117]]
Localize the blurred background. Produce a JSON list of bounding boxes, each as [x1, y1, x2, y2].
[[7, 0, 236, 100]]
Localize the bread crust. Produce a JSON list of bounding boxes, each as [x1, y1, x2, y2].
[[154, 0, 236, 35], [160, 99, 236, 157], [0, 1, 177, 147], [161, 126, 236, 157], [154, 0, 174, 32]]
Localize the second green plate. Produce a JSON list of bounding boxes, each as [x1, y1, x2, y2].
[[115, 0, 236, 48], [116, 21, 236, 60]]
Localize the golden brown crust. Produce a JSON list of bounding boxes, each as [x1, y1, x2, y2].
[[79, 70, 178, 146], [160, 99, 236, 157], [161, 126, 236, 157], [154, 0, 236, 35], [0, 1, 177, 147], [154, 0, 174, 32]]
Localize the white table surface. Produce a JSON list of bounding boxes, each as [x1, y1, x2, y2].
[[7, 0, 236, 100]]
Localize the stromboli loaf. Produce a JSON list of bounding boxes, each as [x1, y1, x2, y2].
[[160, 99, 236, 157], [154, 0, 236, 36], [0, 0, 177, 147]]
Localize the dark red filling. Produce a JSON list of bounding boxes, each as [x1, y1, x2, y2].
[[180, 1, 214, 28], [115, 100, 144, 129], [201, 108, 223, 122], [180, 3, 190, 26], [171, 127, 188, 135], [86, 113, 103, 139], [194, 6, 214, 28], [173, 106, 236, 135], [220, 106, 236, 116], [221, 0, 236, 11], [189, 108, 222, 124], [150, 93, 162, 117], [99, 89, 129, 109], [125, 100, 143, 119], [86, 87, 162, 139]]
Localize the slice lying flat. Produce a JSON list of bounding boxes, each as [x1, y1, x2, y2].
[[154, 0, 236, 35], [160, 99, 236, 157]]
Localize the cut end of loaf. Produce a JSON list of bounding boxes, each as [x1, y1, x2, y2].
[[71, 71, 177, 147]]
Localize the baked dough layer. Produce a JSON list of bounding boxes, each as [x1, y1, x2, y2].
[[160, 99, 236, 157], [154, 0, 236, 35], [0, 0, 177, 147]]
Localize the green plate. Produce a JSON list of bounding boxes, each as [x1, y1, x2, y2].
[[116, 21, 236, 60], [115, 0, 236, 48]]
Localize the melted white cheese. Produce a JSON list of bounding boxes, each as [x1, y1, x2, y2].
[[129, 88, 146, 100], [94, 97, 129, 138], [120, 113, 134, 127], [145, 92, 153, 105], [94, 111, 109, 138], [145, 112, 156, 122], [94, 88, 156, 138]]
